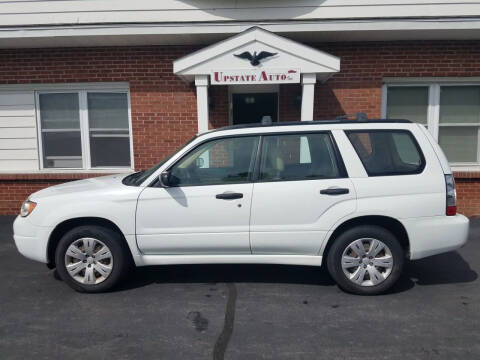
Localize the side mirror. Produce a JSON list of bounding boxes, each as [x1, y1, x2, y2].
[[159, 171, 171, 187]]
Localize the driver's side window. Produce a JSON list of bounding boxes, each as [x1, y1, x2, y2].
[[169, 136, 259, 186]]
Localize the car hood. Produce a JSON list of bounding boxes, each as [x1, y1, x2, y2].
[[29, 174, 131, 201]]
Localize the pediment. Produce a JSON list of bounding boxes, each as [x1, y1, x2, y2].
[[174, 27, 340, 82]]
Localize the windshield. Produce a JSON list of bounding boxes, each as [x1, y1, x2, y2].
[[122, 135, 198, 186]]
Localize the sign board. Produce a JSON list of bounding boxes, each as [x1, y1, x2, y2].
[[211, 68, 301, 85]]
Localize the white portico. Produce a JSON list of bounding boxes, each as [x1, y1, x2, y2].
[[173, 27, 340, 133]]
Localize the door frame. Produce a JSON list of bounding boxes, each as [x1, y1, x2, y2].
[[228, 84, 280, 125]]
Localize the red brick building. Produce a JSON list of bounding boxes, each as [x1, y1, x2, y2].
[[1, 1, 480, 216]]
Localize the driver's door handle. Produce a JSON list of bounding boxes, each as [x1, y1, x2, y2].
[[320, 187, 350, 196], [216, 192, 243, 200]]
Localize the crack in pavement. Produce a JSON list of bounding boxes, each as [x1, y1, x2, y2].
[[213, 283, 237, 360]]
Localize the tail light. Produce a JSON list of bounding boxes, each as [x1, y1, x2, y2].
[[445, 174, 457, 216]]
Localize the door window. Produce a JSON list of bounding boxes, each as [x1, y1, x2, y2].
[[169, 136, 259, 186], [258, 133, 343, 181]]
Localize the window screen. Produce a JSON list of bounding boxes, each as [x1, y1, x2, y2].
[[347, 130, 425, 176], [259, 133, 342, 181], [439, 86, 480, 163], [39, 93, 82, 168], [88, 92, 131, 167], [386, 86, 429, 125]]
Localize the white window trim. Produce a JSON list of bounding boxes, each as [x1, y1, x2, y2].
[[35, 85, 134, 172], [382, 78, 480, 172]]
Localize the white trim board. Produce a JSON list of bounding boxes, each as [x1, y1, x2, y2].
[[4, 19, 480, 49], [0, 82, 130, 92]]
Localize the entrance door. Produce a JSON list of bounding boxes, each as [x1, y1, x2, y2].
[[232, 93, 278, 125]]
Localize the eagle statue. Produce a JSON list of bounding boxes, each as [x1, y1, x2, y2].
[[234, 51, 278, 66]]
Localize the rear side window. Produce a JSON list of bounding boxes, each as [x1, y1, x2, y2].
[[259, 133, 344, 181], [346, 130, 425, 176]]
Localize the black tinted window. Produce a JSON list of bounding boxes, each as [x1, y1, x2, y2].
[[259, 133, 342, 181], [347, 130, 425, 176], [169, 136, 259, 186]]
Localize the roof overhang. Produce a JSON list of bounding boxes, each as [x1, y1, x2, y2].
[[2, 18, 480, 49], [173, 27, 340, 83]]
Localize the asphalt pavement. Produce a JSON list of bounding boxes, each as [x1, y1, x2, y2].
[[1, 215, 479, 360]]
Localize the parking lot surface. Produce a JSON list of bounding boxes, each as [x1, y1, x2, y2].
[[1, 215, 479, 360]]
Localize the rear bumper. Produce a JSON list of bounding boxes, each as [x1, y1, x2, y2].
[[13, 215, 51, 263], [403, 214, 469, 260]]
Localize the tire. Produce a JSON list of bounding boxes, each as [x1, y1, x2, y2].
[[55, 225, 131, 293], [326, 225, 404, 295]]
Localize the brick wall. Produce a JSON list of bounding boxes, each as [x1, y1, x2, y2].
[[1, 41, 480, 216], [0, 173, 108, 215]]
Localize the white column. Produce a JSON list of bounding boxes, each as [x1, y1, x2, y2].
[[301, 73, 317, 121], [195, 74, 209, 133]]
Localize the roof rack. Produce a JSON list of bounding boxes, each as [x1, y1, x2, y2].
[[210, 116, 412, 133], [335, 112, 368, 122]]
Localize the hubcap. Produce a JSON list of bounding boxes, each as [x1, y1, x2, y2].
[[64, 238, 113, 285], [341, 238, 393, 287]]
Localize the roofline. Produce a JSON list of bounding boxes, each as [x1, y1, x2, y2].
[[3, 18, 480, 49], [207, 119, 412, 134]]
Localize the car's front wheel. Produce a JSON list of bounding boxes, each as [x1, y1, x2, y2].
[[326, 225, 404, 295], [55, 225, 131, 293]]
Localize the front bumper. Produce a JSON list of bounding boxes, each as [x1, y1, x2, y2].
[[13, 215, 52, 263], [403, 214, 469, 260]]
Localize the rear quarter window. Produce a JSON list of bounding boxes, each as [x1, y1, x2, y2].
[[346, 130, 425, 176]]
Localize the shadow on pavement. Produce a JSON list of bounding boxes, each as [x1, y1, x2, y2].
[[116, 250, 477, 294], [118, 263, 337, 291], [405, 251, 477, 286]]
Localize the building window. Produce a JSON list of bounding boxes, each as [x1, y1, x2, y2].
[[384, 83, 480, 167], [37, 90, 132, 169], [439, 86, 480, 163], [386, 86, 429, 126]]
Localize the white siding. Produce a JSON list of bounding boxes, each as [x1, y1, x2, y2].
[[0, 0, 479, 26], [0, 92, 39, 172]]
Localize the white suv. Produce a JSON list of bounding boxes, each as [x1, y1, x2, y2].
[[14, 119, 469, 295]]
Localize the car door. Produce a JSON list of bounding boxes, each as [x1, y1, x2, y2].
[[250, 132, 356, 255], [136, 135, 260, 254]]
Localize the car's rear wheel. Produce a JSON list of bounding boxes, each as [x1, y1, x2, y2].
[[326, 225, 404, 295], [55, 225, 131, 293]]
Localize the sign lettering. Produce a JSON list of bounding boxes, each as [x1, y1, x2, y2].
[[210, 69, 300, 85]]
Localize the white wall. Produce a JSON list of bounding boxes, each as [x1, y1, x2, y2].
[[0, 0, 479, 26], [0, 92, 39, 171]]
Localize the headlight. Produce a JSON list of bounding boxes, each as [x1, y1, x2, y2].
[[20, 199, 37, 217]]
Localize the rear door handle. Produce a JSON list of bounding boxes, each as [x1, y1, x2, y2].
[[320, 187, 350, 196], [216, 192, 243, 200]]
